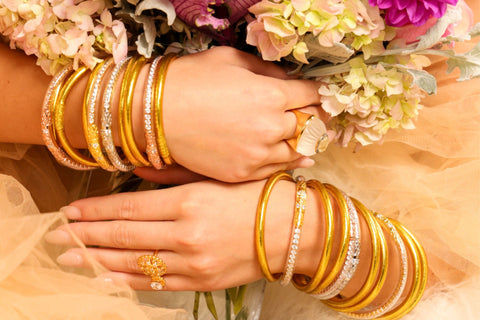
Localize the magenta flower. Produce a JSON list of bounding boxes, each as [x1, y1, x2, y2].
[[368, 0, 459, 27]]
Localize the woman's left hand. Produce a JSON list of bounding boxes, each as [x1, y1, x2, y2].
[[44, 178, 317, 291]]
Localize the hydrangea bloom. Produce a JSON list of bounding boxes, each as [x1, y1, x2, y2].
[[246, 0, 388, 62], [0, 0, 127, 74], [318, 57, 426, 147], [368, 0, 459, 27]]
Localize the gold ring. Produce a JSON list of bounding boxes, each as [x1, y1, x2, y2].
[[137, 251, 167, 290], [286, 110, 330, 156]]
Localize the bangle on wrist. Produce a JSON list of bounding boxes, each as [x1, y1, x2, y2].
[[292, 179, 334, 292], [118, 55, 150, 167], [325, 199, 386, 312], [280, 175, 307, 286], [54, 66, 98, 167], [311, 189, 361, 299], [255, 171, 295, 282], [100, 56, 135, 172], [153, 53, 177, 165], [42, 64, 92, 170], [83, 58, 116, 171], [144, 55, 166, 170]]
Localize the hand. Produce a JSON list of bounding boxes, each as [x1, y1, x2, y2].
[[45, 179, 322, 291], [161, 46, 323, 182], [133, 166, 206, 185]]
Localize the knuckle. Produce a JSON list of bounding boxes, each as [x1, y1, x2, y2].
[[126, 252, 141, 273], [117, 195, 137, 220], [111, 222, 134, 248]]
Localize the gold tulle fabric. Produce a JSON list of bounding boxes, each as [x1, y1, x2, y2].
[[262, 53, 480, 320], [1, 20, 480, 320]]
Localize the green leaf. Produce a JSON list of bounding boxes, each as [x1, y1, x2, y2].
[[233, 285, 247, 315], [415, 6, 462, 51], [193, 292, 200, 320], [445, 42, 480, 81], [204, 292, 219, 320], [469, 23, 480, 38], [225, 290, 232, 320], [404, 69, 437, 94], [304, 34, 355, 64], [234, 308, 248, 320]]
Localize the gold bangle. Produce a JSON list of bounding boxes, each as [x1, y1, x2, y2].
[[309, 184, 351, 294], [153, 53, 177, 165], [42, 65, 92, 170], [280, 176, 308, 286], [255, 171, 295, 282], [292, 179, 334, 292], [376, 220, 427, 320], [118, 56, 150, 167], [326, 199, 388, 312], [83, 58, 116, 171], [54, 66, 98, 167]]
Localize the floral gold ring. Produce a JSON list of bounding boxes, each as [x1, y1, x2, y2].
[[286, 110, 330, 156], [137, 251, 167, 290]]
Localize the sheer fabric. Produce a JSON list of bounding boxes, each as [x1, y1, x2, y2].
[[261, 53, 480, 319], [1, 8, 480, 319]]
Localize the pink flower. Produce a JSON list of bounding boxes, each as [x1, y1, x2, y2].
[[170, 0, 259, 31], [368, 0, 459, 27], [394, 0, 473, 43]]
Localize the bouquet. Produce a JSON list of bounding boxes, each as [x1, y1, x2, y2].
[[2, 0, 479, 319], [1, 0, 479, 150]]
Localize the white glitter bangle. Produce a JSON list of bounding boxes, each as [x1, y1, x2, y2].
[[83, 58, 116, 171], [100, 57, 135, 172], [144, 55, 165, 170], [280, 176, 307, 286], [41, 64, 94, 170], [311, 191, 361, 300], [346, 214, 409, 319]]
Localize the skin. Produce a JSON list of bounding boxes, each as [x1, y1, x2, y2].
[[45, 176, 409, 308], [0, 43, 329, 182]]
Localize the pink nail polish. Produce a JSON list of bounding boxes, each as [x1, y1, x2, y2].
[[60, 206, 82, 220]]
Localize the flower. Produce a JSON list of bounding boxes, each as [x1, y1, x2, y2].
[[246, 0, 387, 62], [368, 0, 459, 27], [393, 0, 473, 44], [318, 57, 425, 147]]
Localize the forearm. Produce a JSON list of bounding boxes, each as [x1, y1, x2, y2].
[[0, 43, 148, 150]]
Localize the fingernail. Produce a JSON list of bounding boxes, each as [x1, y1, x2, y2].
[[57, 252, 83, 266], [60, 206, 82, 220], [299, 157, 315, 168], [45, 230, 72, 244]]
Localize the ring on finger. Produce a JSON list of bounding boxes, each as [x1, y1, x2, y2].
[[137, 250, 167, 290], [286, 110, 330, 156]]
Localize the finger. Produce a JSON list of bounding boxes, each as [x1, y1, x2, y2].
[[260, 142, 304, 166], [251, 156, 316, 180], [278, 78, 322, 109], [46, 221, 177, 250], [95, 271, 195, 291], [56, 248, 189, 275], [221, 48, 290, 79], [133, 166, 206, 185], [63, 187, 185, 221]]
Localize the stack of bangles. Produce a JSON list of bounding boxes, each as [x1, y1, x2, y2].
[[256, 171, 427, 320], [41, 55, 331, 171], [41, 54, 177, 171]]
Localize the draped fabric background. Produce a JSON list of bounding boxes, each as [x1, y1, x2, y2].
[[1, 1, 479, 317]]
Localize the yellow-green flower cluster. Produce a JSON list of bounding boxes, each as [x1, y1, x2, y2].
[[319, 57, 425, 147], [246, 0, 392, 63], [0, 0, 127, 75]]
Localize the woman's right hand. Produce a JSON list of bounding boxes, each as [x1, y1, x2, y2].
[[158, 46, 325, 182]]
